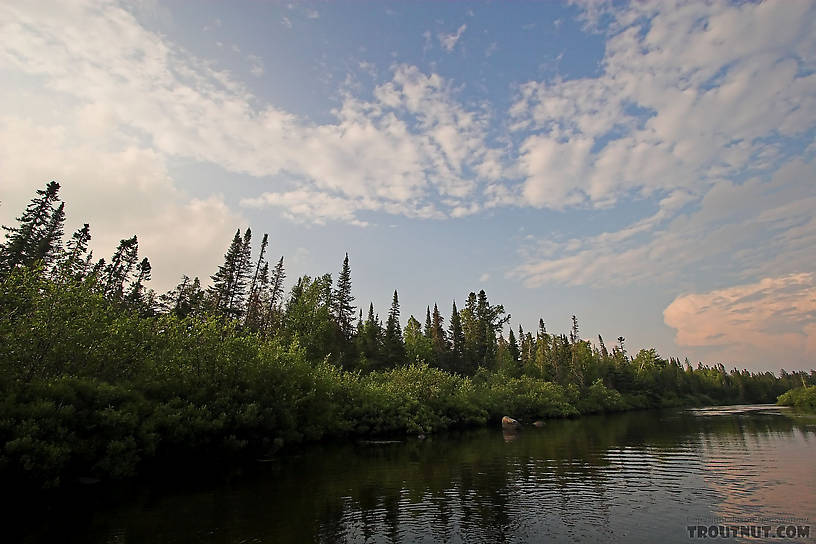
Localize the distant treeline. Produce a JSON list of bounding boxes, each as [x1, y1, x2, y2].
[[1, 182, 814, 488]]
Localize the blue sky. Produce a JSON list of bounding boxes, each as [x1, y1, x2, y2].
[[1, 0, 815, 371]]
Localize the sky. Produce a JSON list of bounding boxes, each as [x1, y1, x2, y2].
[[1, 0, 814, 372]]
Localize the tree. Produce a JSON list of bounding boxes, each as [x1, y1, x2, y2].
[[0, 181, 62, 274], [161, 275, 205, 318], [103, 236, 139, 300], [57, 223, 92, 281], [404, 315, 432, 364], [283, 274, 336, 361], [209, 229, 250, 320], [245, 233, 268, 327], [508, 328, 521, 375], [570, 315, 580, 344], [448, 300, 465, 373], [357, 302, 383, 369], [430, 303, 448, 368], [264, 256, 286, 334], [384, 290, 405, 367], [333, 253, 356, 341], [34, 201, 65, 269], [125, 257, 153, 311]]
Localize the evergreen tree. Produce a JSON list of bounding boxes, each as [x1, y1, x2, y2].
[[461, 292, 479, 373], [384, 290, 405, 367], [424, 306, 432, 339], [357, 302, 383, 369], [0, 181, 62, 273], [209, 229, 250, 320], [57, 223, 92, 280], [125, 257, 152, 309], [430, 303, 447, 368], [34, 201, 65, 269], [448, 300, 465, 373], [264, 256, 286, 334], [333, 253, 356, 340], [103, 236, 139, 300], [598, 335, 609, 359], [245, 233, 268, 327], [508, 328, 521, 372]]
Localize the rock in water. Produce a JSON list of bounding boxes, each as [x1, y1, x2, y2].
[[502, 416, 520, 429], [532, 420, 546, 427]]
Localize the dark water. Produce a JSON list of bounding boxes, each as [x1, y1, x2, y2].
[[18, 406, 816, 543]]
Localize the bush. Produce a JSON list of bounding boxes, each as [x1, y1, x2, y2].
[[777, 386, 816, 411]]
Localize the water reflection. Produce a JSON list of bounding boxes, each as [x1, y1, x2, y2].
[[17, 406, 816, 543]]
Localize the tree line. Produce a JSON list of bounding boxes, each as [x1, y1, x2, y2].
[[1, 182, 813, 488]]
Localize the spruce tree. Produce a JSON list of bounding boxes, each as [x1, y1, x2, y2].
[[430, 303, 447, 367], [448, 300, 465, 373], [333, 253, 355, 340], [245, 233, 268, 328], [508, 328, 521, 373], [384, 290, 405, 367], [0, 180, 62, 273], [103, 236, 139, 300], [209, 229, 247, 319], [264, 256, 286, 334], [126, 257, 152, 307], [357, 302, 383, 369], [58, 223, 91, 280], [34, 201, 65, 269]]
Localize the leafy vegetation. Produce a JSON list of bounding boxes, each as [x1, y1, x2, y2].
[[1, 182, 814, 488], [777, 385, 816, 411]]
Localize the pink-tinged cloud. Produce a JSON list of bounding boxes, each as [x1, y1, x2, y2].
[[664, 274, 816, 371]]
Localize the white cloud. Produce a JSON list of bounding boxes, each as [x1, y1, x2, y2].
[[664, 273, 816, 371], [510, 0, 816, 290], [0, 2, 504, 229], [281, 16, 292, 28], [512, 0, 816, 210], [479, 273, 490, 282], [438, 24, 467, 52], [0, 116, 241, 292], [512, 158, 816, 288]]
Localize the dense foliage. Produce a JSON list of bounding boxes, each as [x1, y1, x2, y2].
[[777, 385, 816, 411], [1, 182, 813, 488]]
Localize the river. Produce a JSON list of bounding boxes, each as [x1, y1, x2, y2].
[[15, 405, 816, 543]]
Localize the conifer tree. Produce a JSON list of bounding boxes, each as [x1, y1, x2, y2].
[[126, 257, 152, 308], [598, 335, 609, 359], [357, 302, 383, 369], [430, 303, 447, 367], [34, 201, 65, 269], [384, 290, 405, 367], [333, 253, 355, 340], [58, 223, 92, 280], [209, 229, 249, 320], [570, 315, 580, 344], [0, 181, 62, 274], [245, 233, 268, 328], [448, 300, 465, 373], [103, 236, 139, 300], [424, 306, 432, 339], [508, 328, 521, 374], [264, 256, 286, 334]]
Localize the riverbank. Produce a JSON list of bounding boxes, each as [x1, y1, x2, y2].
[[1, 267, 805, 492]]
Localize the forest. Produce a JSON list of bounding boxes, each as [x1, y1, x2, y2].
[[2, 182, 814, 489]]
